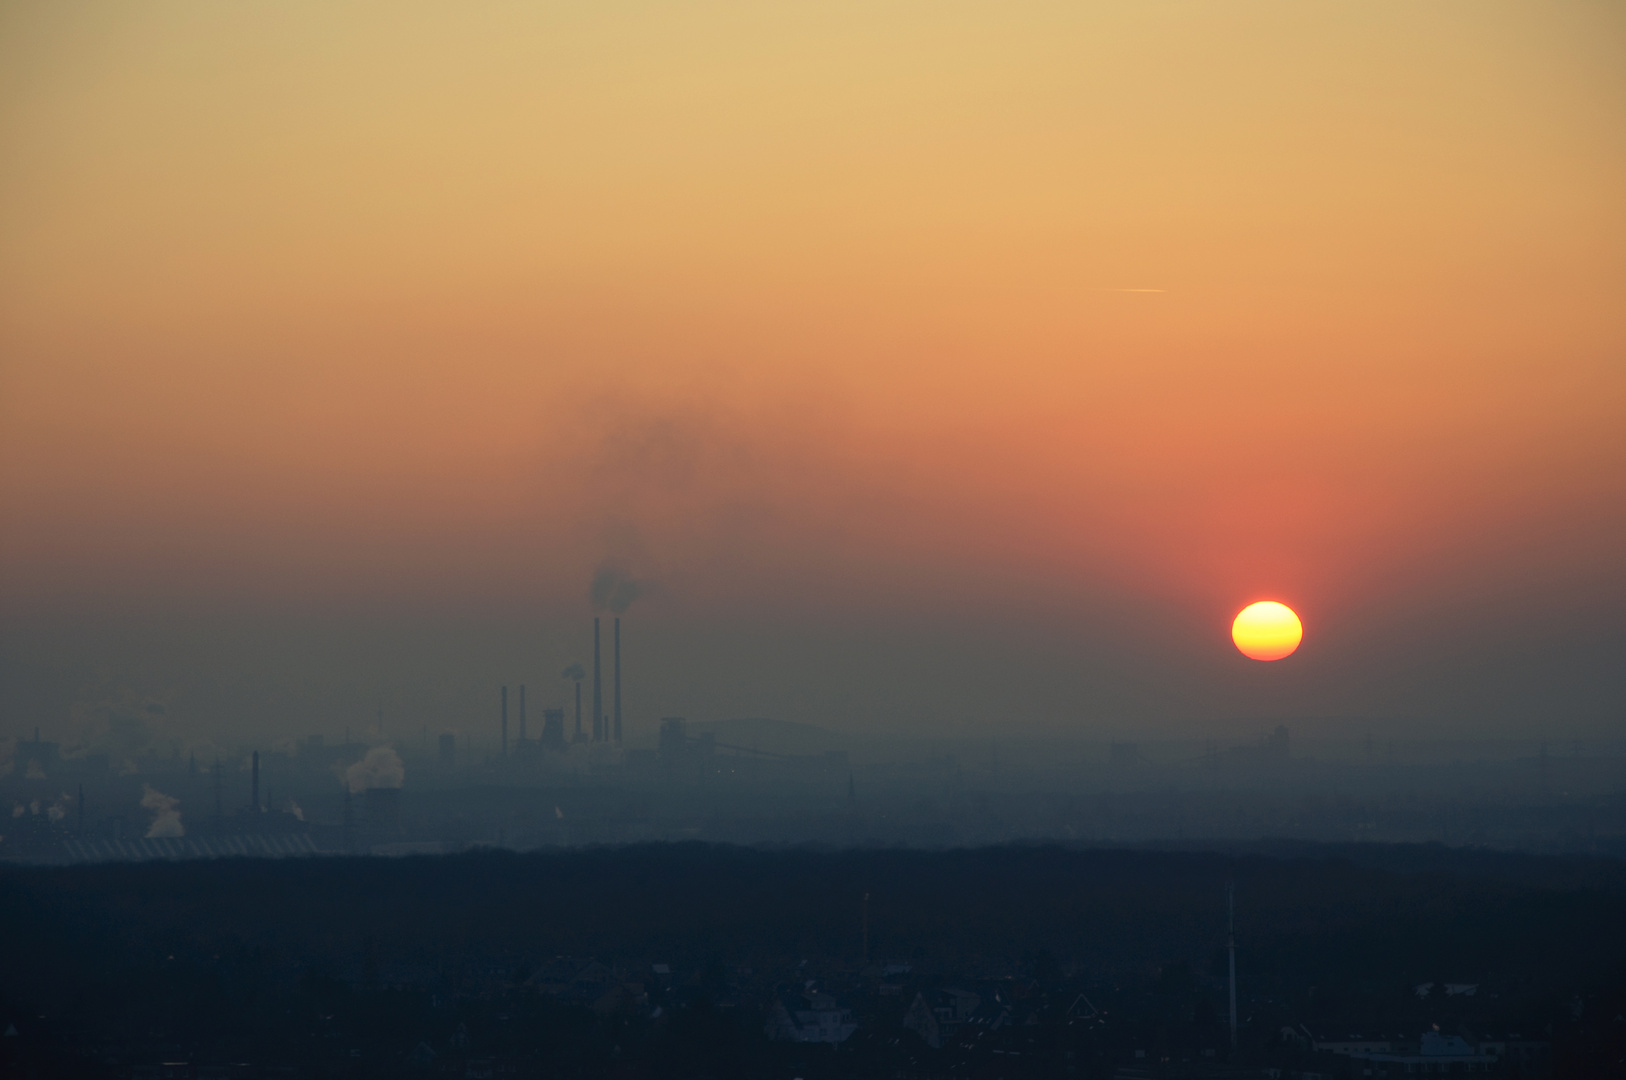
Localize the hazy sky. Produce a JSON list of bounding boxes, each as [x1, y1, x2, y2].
[[2, 2, 1623, 747]]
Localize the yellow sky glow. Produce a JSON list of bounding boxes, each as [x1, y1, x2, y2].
[[0, 2, 1622, 730]]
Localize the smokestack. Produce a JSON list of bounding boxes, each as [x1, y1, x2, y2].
[[574, 682, 582, 740], [251, 750, 260, 812], [77, 783, 84, 838], [214, 757, 222, 823], [592, 618, 602, 742], [614, 617, 622, 744], [519, 685, 527, 741], [501, 685, 509, 757]]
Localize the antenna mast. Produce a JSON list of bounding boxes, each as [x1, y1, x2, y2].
[[862, 892, 870, 968], [1227, 878, 1238, 1049]]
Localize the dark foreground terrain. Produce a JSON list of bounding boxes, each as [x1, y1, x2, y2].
[[2, 843, 1624, 1078]]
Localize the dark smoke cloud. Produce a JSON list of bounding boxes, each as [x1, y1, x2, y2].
[[590, 564, 644, 613], [561, 661, 586, 682]]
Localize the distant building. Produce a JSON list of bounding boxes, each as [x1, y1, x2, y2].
[[590, 983, 647, 1017], [1472, 1035, 1550, 1073], [1306, 1029, 1398, 1056], [14, 730, 60, 778], [1337, 1031, 1499, 1075], [765, 991, 858, 1044], [659, 718, 690, 760], [902, 989, 981, 1048], [523, 958, 621, 1002], [541, 708, 565, 750], [438, 734, 456, 765]]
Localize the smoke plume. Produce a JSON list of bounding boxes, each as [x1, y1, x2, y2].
[[589, 563, 643, 613], [141, 784, 184, 837], [561, 661, 586, 681], [345, 746, 405, 793]]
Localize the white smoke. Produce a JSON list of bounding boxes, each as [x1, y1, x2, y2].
[[141, 784, 184, 837], [345, 747, 405, 793], [287, 800, 304, 821]]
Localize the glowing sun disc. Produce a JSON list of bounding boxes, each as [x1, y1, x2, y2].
[[1232, 601, 1302, 661]]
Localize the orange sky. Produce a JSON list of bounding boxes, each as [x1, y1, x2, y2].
[[2, 2, 1623, 738]]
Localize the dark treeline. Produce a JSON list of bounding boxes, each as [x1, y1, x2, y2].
[[2, 844, 1624, 1077], [8, 844, 1625, 978]]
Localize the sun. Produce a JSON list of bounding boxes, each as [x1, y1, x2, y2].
[[1231, 601, 1302, 661]]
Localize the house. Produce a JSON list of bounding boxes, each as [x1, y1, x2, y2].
[[1472, 1034, 1550, 1072], [591, 982, 649, 1017], [902, 988, 981, 1049], [131, 1066, 194, 1080], [1065, 994, 1099, 1021], [764, 991, 858, 1044], [523, 956, 618, 1000], [570, 960, 618, 998], [1309, 1030, 1399, 1056], [524, 957, 581, 996], [1356, 1032, 1500, 1075]]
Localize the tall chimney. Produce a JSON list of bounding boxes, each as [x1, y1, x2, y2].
[[501, 685, 509, 756], [251, 750, 260, 812], [574, 681, 582, 740], [614, 618, 622, 744], [77, 783, 85, 838], [519, 685, 527, 741], [592, 617, 602, 742]]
